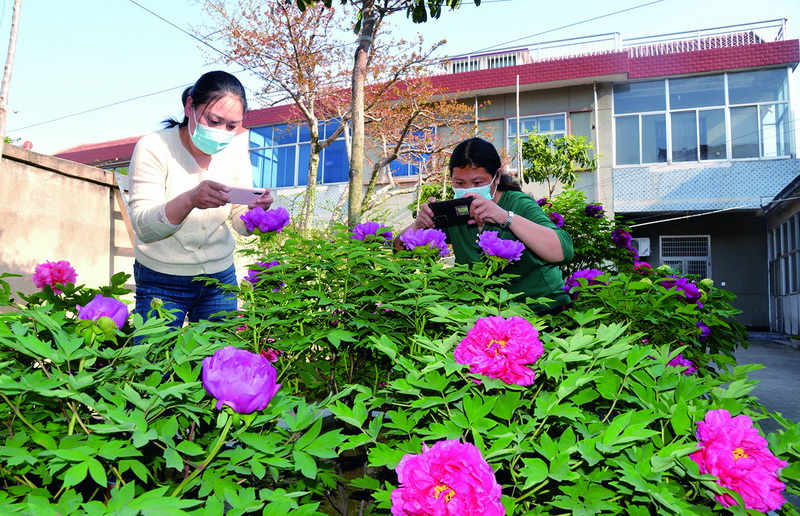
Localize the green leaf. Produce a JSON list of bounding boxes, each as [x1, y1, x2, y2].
[[176, 440, 205, 456], [62, 461, 89, 487], [520, 458, 548, 489], [292, 450, 317, 479], [293, 418, 322, 452], [86, 457, 107, 486]]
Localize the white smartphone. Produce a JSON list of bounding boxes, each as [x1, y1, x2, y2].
[[227, 186, 266, 205]]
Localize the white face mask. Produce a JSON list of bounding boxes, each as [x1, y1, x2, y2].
[[453, 173, 498, 201]]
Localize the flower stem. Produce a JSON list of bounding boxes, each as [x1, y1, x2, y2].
[[170, 412, 233, 497], [0, 393, 39, 432]]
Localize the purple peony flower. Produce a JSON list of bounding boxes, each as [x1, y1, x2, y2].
[[202, 345, 281, 414], [77, 294, 129, 329], [697, 321, 711, 342], [240, 206, 290, 234], [667, 353, 697, 375], [352, 221, 393, 242], [585, 204, 605, 218], [477, 231, 525, 263], [611, 227, 633, 247], [536, 197, 549, 207], [32, 260, 77, 295], [548, 212, 565, 228], [662, 276, 702, 303], [244, 260, 283, 291], [400, 228, 450, 257], [563, 268, 608, 297]]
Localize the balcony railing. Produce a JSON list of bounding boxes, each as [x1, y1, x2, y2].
[[443, 19, 788, 73]]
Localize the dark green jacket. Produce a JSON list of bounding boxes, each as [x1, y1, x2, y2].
[[443, 190, 573, 311]]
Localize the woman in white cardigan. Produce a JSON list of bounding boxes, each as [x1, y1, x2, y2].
[[128, 70, 273, 330]]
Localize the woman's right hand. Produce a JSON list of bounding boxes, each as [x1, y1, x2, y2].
[[188, 180, 229, 209], [413, 197, 437, 229]]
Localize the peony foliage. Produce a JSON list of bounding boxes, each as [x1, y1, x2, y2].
[[0, 196, 798, 515]]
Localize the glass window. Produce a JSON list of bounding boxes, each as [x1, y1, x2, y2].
[[641, 114, 667, 164], [297, 143, 311, 187], [615, 115, 640, 165], [273, 146, 297, 188], [249, 126, 272, 148], [613, 81, 666, 114], [728, 68, 788, 104], [761, 103, 791, 158], [669, 76, 725, 109], [507, 113, 567, 169], [272, 124, 297, 146], [322, 140, 348, 184], [698, 109, 727, 160], [671, 111, 698, 162], [730, 105, 759, 159]]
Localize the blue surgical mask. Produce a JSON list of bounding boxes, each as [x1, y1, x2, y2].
[[453, 173, 498, 201], [190, 108, 235, 155]]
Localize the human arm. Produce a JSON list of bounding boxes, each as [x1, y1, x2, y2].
[[467, 193, 567, 263], [392, 197, 436, 252]]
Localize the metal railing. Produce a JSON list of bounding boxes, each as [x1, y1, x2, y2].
[[443, 19, 788, 73]]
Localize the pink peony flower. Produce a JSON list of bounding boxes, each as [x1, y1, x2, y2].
[[352, 221, 393, 242], [632, 261, 652, 274], [259, 348, 283, 363], [477, 231, 524, 263], [400, 228, 450, 258], [391, 440, 504, 516], [32, 260, 77, 295], [240, 206, 290, 234], [690, 409, 787, 512], [454, 315, 544, 385]]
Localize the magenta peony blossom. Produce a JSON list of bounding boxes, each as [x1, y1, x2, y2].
[[563, 268, 608, 296], [32, 260, 77, 295], [259, 348, 283, 363], [477, 231, 524, 263], [77, 294, 129, 329], [584, 204, 605, 217], [454, 315, 544, 385], [391, 440, 504, 516], [400, 228, 450, 257], [633, 261, 652, 273], [240, 206, 290, 234], [667, 353, 697, 375], [662, 276, 702, 303], [690, 409, 787, 512], [202, 346, 281, 414], [548, 212, 565, 228], [352, 221, 393, 242]]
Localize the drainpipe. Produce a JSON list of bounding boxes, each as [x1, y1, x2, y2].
[[516, 75, 522, 175], [593, 82, 601, 204]]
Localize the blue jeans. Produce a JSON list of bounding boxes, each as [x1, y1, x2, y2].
[[133, 261, 238, 331]]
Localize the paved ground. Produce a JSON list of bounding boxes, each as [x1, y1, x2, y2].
[[734, 336, 800, 510]]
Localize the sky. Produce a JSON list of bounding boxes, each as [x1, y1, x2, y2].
[[1, 0, 799, 155]]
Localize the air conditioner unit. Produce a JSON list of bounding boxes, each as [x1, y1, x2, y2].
[[631, 237, 651, 257]]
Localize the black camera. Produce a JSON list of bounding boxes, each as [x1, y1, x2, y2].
[[430, 198, 474, 229]]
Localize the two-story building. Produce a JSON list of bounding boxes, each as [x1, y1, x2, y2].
[[55, 19, 800, 331]]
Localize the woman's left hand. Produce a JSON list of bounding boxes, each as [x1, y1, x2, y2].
[[248, 188, 274, 210], [465, 193, 507, 225]]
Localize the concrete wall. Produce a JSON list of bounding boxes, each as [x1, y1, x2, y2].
[[630, 211, 769, 329], [0, 143, 134, 306]]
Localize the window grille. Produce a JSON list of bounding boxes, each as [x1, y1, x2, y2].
[[487, 54, 517, 68], [660, 235, 710, 277]]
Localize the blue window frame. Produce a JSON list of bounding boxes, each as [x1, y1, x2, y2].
[[248, 121, 349, 188]]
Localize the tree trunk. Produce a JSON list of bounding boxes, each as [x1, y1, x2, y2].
[[298, 120, 322, 234], [0, 0, 22, 162], [347, 0, 376, 228]]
